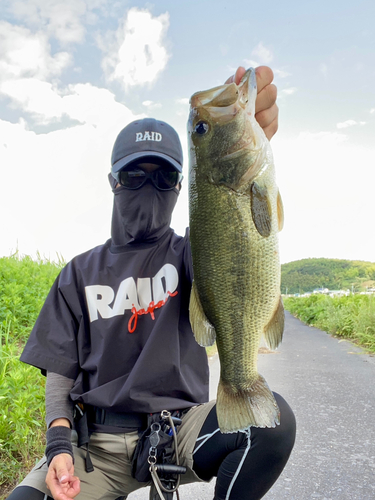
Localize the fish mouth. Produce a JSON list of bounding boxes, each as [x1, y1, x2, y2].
[[190, 83, 239, 109], [189, 68, 256, 120], [189, 68, 264, 183]]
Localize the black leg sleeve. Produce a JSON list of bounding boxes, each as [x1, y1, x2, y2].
[[6, 486, 53, 500], [192, 392, 296, 500]]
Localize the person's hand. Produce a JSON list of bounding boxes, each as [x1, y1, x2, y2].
[[45, 453, 80, 500], [226, 66, 278, 140]]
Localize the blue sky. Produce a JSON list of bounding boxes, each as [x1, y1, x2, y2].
[[0, 0, 374, 264]]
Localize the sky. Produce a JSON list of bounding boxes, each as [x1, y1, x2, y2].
[[0, 0, 374, 265]]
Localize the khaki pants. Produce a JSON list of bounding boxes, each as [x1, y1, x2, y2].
[[18, 401, 216, 500]]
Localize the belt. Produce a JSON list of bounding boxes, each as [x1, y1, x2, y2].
[[87, 406, 147, 429]]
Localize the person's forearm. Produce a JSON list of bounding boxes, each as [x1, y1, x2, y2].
[[46, 371, 75, 428], [45, 372, 76, 468]]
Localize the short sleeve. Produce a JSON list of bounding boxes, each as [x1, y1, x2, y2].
[[20, 266, 80, 379]]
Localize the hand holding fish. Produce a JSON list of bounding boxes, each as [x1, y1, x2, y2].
[[226, 66, 278, 140]]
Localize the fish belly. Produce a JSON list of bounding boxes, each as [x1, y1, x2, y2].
[[189, 181, 281, 432]]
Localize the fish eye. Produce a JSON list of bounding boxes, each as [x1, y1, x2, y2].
[[195, 121, 209, 135]]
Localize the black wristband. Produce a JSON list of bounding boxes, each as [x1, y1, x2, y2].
[[45, 426, 74, 467]]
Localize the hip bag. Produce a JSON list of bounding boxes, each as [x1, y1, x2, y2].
[[131, 410, 187, 498]]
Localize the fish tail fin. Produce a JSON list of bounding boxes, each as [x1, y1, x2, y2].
[[216, 375, 280, 433], [189, 281, 216, 346], [264, 296, 285, 350]]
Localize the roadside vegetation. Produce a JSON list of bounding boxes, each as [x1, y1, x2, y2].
[[0, 254, 62, 498], [284, 293, 375, 353]]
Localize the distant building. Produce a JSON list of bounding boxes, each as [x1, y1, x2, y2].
[[328, 290, 350, 297]]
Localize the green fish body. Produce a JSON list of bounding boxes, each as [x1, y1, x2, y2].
[[188, 69, 284, 433]]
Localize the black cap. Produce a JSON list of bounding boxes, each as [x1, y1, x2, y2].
[[111, 118, 183, 180]]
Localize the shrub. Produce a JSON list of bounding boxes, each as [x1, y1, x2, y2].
[[284, 294, 375, 353]]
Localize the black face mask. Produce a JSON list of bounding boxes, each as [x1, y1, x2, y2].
[[109, 174, 179, 247]]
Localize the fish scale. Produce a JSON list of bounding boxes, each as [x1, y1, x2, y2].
[[188, 68, 284, 433]]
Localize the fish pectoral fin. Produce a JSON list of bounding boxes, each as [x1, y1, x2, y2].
[[264, 296, 285, 350], [250, 181, 272, 237], [277, 190, 284, 232], [189, 281, 217, 347]]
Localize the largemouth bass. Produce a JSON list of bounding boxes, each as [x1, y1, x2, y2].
[[188, 68, 284, 433]]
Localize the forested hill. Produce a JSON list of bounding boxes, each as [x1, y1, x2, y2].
[[281, 258, 375, 294]]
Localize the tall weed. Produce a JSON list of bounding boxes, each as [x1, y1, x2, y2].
[[0, 254, 62, 496], [284, 294, 375, 353]]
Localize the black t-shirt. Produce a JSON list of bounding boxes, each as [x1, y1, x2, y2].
[[20, 228, 209, 413]]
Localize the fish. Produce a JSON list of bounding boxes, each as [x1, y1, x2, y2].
[[187, 68, 285, 433]]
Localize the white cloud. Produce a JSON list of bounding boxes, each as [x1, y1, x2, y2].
[[0, 21, 74, 123], [176, 98, 189, 106], [0, 93, 142, 260], [0, 76, 142, 128], [5, 0, 108, 45], [0, 79, 65, 123], [62, 84, 143, 127], [0, 16, 142, 128], [251, 42, 273, 64], [175, 97, 190, 117], [142, 100, 162, 109], [281, 87, 297, 96], [102, 8, 171, 88], [370, 108, 375, 114], [0, 21, 71, 81], [298, 130, 347, 144], [337, 119, 358, 129], [274, 69, 291, 79]]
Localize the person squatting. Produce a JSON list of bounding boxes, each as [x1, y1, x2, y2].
[[7, 66, 296, 500]]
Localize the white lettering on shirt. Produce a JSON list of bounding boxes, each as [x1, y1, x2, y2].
[[85, 263, 178, 324], [85, 285, 115, 322]]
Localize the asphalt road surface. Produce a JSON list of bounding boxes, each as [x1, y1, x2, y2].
[[129, 311, 375, 499]]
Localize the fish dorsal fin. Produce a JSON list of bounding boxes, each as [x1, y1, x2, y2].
[[264, 296, 284, 350], [250, 181, 272, 237], [189, 281, 217, 347], [277, 190, 284, 232]]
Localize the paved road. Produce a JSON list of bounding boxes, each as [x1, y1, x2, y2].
[[129, 312, 375, 499]]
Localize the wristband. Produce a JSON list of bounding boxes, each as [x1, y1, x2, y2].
[[45, 426, 74, 467]]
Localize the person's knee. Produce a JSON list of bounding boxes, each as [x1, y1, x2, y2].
[[266, 393, 296, 461], [6, 486, 52, 500], [251, 393, 296, 464], [275, 392, 296, 445]]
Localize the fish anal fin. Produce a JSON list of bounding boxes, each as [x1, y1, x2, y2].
[[277, 190, 284, 232], [264, 296, 285, 350], [250, 181, 272, 237], [189, 281, 216, 347], [216, 375, 280, 433]]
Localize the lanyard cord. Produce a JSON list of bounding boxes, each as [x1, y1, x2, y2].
[[149, 410, 182, 498]]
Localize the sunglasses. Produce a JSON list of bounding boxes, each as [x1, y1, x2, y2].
[[118, 165, 183, 191]]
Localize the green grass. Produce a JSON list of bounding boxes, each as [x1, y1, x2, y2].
[[284, 293, 375, 353], [0, 254, 62, 498]]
